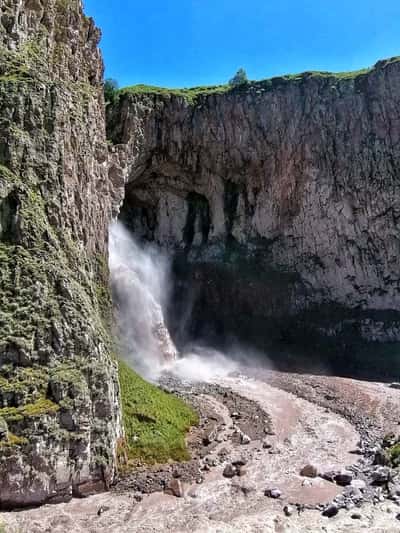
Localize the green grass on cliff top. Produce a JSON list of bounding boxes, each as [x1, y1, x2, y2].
[[118, 360, 198, 465], [118, 56, 400, 103]]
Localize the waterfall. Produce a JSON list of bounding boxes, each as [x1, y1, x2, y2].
[[109, 222, 177, 379]]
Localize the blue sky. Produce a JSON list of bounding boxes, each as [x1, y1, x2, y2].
[[84, 0, 400, 89]]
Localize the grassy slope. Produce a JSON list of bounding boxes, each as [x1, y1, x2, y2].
[[118, 360, 198, 465], [117, 56, 400, 103]]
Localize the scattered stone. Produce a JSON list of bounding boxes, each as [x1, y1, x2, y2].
[[97, 506, 110, 516], [302, 479, 313, 487], [334, 471, 353, 486], [321, 470, 336, 482], [134, 494, 143, 502], [232, 457, 247, 466], [268, 447, 281, 455], [300, 464, 318, 478], [223, 464, 237, 478], [165, 479, 185, 497], [371, 466, 392, 485], [374, 449, 391, 466], [351, 479, 367, 491], [322, 503, 339, 518], [241, 433, 251, 445], [262, 440, 272, 449], [265, 488, 282, 499], [283, 505, 294, 517], [324, 394, 336, 401], [389, 383, 400, 390], [351, 512, 362, 520]]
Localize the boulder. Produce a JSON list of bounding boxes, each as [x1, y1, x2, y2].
[[300, 464, 318, 478], [371, 466, 392, 485], [223, 464, 237, 478], [334, 471, 353, 486], [165, 479, 185, 497], [265, 488, 282, 499], [322, 503, 339, 518]]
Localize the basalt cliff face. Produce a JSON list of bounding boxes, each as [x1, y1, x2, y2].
[[0, 0, 121, 508], [107, 61, 400, 360]]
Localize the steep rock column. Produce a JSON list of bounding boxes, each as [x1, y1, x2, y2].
[[0, 0, 121, 507]]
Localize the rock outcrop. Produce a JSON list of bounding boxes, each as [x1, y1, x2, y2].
[[0, 0, 121, 508], [107, 60, 400, 362]]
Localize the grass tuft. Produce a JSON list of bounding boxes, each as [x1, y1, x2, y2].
[[117, 56, 400, 105], [118, 360, 198, 465]]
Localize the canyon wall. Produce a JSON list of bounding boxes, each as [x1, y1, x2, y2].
[[107, 60, 400, 356], [0, 0, 121, 507]]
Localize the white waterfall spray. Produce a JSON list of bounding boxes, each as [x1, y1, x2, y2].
[[109, 222, 177, 379], [109, 221, 241, 382]]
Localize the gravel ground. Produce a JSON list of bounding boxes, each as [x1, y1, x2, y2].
[[2, 368, 400, 533]]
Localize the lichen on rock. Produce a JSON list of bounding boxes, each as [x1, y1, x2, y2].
[[0, 0, 121, 509]]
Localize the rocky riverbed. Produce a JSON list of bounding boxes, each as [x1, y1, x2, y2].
[[2, 367, 400, 533]]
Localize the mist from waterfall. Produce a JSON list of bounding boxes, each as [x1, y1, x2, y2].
[[109, 221, 240, 382], [109, 222, 177, 379]]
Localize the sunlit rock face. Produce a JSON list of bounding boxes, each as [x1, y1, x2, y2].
[[107, 60, 400, 355], [0, 0, 121, 508]]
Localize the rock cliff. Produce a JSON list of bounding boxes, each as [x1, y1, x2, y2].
[[0, 0, 121, 508], [107, 60, 400, 361]]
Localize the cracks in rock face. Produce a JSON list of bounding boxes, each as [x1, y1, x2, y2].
[[183, 192, 210, 252]]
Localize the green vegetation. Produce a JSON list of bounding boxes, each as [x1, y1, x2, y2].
[[116, 56, 400, 105], [104, 78, 119, 104], [118, 360, 198, 465], [0, 398, 60, 424], [229, 67, 248, 86], [118, 83, 231, 103], [389, 443, 400, 467], [0, 433, 28, 449]]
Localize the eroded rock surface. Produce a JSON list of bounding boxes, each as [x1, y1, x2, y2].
[[0, 0, 121, 508], [107, 61, 400, 356]]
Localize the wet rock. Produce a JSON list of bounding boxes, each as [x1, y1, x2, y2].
[[265, 488, 282, 499], [389, 383, 400, 390], [300, 464, 318, 478], [283, 505, 294, 517], [241, 433, 251, 445], [334, 471, 353, 486], [232, 456, 247, 466], [165, 479, 185, 497], [371, 466, 392, 485], [322, 470, 338, 482], [223, 464, 237, 478], [322, 503, 339, 517], [374, 449, 391, 466], [202, 425, 218, 446]]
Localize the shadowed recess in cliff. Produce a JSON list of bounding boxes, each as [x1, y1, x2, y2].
[[106, 57, 400, 380]]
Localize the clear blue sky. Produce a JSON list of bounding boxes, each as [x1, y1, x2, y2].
[[83, 0, 400, 89]]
